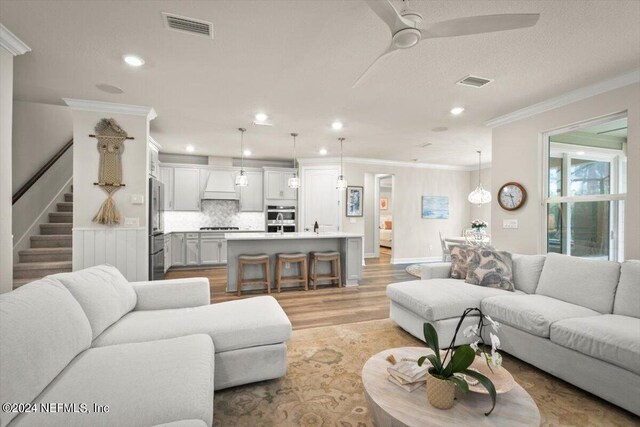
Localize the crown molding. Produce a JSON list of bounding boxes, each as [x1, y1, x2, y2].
[[63, 98, 157, 120], [298, 156, 490, 172], [485, 69, 640, 128], [0, 24, 31, 56]]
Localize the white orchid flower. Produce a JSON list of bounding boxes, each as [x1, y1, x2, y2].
[[485, 315, 500, 332], [490, 332, 501, 350], [463, 324, 478, 337], [491, 349, 503, 367], [470, 340, 479, 352]]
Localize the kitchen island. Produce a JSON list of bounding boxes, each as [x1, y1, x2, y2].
[[225, 232, 363, 292]]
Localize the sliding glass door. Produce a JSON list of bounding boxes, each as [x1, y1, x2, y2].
[[544, 114, 627, 261]]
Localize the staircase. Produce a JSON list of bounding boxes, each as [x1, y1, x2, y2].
[[13, 191, 73, 288]]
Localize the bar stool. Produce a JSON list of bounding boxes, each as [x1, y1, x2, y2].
[[308, 251, 342, 290], [276, 253, 309, 292], [237, 254, 271, 296]]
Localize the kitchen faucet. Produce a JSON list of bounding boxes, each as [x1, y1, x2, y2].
[[276, 213, 284, 234]]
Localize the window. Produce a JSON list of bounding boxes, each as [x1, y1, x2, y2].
[[544, 114, 627, 261]]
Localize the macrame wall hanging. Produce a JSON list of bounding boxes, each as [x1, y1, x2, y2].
[[91, 118, 134, 225]]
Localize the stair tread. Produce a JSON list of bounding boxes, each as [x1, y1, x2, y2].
[[19, 247, 72, 254], [50, 212, 72, 216], [41, 223, 72, 226], [32, 234, 72, 239], [14, 261, 72, 270]]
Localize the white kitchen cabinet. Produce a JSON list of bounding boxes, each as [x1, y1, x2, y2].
[[200, 237, 221, 265], [240, 171, 264, 212], [159, 166, 174, 211], [171, 233, 185, 266], [265, 169, 298, 201], [173, 168, 201, 211], [185, 234, 200, 266]]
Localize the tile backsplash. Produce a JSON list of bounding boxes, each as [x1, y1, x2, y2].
[[164, 200, 265, 232]]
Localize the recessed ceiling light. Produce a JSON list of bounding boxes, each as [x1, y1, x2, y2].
[[254, 113, 268, 122], [319, 148, 328, 156], [243, 149, 252, 156], [576, 151, 585, 155], [96, 83, 124, 94], [122, 55, 145, 67], [450, 107, 465, 115], [331, 121, 343, 130], [186, 145, 195, 152]]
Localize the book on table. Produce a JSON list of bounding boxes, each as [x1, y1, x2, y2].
[[387, 374, 425, 392], [387, 360, 429, 383]]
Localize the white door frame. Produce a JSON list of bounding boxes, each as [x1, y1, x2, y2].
[[373, 173, 393, 260]]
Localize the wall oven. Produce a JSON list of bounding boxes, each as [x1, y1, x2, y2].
[[266, 205, 296, 233]]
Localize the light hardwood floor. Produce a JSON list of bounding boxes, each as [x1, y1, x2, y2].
[[165, 247, 414, 330]]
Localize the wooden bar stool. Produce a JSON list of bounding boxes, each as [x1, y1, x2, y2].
[[308, 251, 342, 290], [237, 254, 271, 296], [276, 253, 309, 292]]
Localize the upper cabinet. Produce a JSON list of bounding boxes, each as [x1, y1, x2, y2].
[[173, 167, 201, 211], [159, 166, 174, 211], [239, 170, 264, 212], [265, 169, 298, 201], [148, 138, 160, 179]]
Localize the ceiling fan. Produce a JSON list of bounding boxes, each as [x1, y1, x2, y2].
[[353, 0, 540, 88]]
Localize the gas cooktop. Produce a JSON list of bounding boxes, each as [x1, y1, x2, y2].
[[200, 227, 240, 231]]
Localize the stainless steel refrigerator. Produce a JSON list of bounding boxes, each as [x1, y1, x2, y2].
[[149, 177, 165, 281]]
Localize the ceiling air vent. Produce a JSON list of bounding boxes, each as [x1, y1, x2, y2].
[[456, 75, 493, 88], [162, 12, 213, 38]]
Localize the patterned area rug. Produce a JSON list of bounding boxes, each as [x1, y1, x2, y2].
[[405, 263, 425, 277], [214, 319, 638, 426]]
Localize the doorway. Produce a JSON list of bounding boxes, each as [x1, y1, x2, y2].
[[373, 174, 394, 263]]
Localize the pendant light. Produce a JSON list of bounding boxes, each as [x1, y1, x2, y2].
[[468, 150, 491, 206], [336, 137, 347, 190], [288, 132, 301, 189], [235, 128, 248, 187]]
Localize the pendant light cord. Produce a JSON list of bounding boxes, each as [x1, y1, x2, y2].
[[291, 133, 298, 172], [239, 128, 246, 173], [477, 150, 481, 187], [339, 137, 345, 176]]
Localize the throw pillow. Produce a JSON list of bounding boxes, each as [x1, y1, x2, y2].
[[465, 249, 515, 291], [449, 245, 473, 279]]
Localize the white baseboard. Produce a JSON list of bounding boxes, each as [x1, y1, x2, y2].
[[364, 252, 376, 259], [390, 256, 441, 265]]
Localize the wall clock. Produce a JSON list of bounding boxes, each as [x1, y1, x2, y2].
[[498, 182, 527, 211]]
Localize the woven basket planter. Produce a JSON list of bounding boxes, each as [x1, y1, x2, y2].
[[426, 372, 456, 410]]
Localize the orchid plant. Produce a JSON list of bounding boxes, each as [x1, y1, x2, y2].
[[471, 219, 488, 230], [418, 308, 500, 415]]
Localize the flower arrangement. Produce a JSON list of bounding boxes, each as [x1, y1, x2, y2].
[[418, 308, 500, 415], [471, 219, 488, 230]]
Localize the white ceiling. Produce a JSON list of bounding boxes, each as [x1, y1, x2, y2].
[[2, 0, 639, 167]]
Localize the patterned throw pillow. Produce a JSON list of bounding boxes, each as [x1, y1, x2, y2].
[[465, 249, 515, 291], [449, 245, 473, 279]]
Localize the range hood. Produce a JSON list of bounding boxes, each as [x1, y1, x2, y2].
[[202, 170, 239, 200]]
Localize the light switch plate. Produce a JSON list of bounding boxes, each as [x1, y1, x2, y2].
[[130, 194, 144, 204], [503, 219, 518, 229], [124, 217, 140, 227]]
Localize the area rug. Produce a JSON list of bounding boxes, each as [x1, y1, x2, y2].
[[405, 263, 425, 277], [213, 319, 638, 426]]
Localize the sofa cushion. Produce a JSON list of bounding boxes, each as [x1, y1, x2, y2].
[[51, 265, 137, 338], [535, 252, 620, 313], [387, 279, 518, 322], [11, 335, 214, 427], [465, 249, 514, 291], [92, 296, 292, 352], [449, 245, 473, 279], [550, 315, 640, 375], [613, 260, 640, 318], [0, 279, 92, 427], [481, 294, 599, 338], [512, 254, 546, 294]]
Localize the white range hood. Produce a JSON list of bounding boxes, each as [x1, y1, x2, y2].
[[202, 170, 239, 200]]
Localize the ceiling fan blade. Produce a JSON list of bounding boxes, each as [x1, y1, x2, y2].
[[421, 14, 540, 39], [352, 44, 399, 88], [364, 0, 414, 33]]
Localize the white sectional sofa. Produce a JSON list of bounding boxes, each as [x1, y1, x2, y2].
[[0, 265, 292, 427], [386, 253, 640, 415]]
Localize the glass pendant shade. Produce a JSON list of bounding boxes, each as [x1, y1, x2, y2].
[[468, 150, 490, 206], [288, 174, 300, 189], [336, 175, 347, 190], [235, 170, 248, 187]]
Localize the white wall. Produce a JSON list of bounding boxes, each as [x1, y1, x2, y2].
[[340, 162, 472, 263], [491, 82, 640, 259], [0, 48, 14, 293]]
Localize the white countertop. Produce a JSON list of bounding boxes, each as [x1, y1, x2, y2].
[[165, 230, 264, 234], [225, 232, 364, 240]]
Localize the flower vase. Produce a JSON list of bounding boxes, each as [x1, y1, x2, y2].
[[426, 372, 456, 410]]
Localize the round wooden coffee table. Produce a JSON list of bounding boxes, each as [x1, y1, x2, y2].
[[362, 347, 540, 427]]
